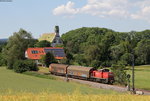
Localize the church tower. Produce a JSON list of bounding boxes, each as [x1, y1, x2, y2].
[[52, 25, 63, 47], [38, 25, 63, 47], [55, 26, 60, 37]]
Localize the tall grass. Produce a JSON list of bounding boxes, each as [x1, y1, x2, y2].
[[0, 91, 149, 101]]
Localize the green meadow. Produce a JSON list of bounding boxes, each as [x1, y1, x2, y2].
[[39, 65, 150, 90], [127, 65, 150, 90], [0, 65, 149, 96], [0, 67, 118, 95]]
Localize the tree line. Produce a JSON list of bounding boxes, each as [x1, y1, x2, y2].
[[62, 27, 150, 68], [1, 27, 149, 69]]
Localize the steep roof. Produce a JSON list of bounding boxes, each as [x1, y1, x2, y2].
[[38, 33, 56, 43], [25, 48, 45, 60], [25, 47, 66, 60]]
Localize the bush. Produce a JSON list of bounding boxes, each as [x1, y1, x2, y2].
[[111, 63, 127, 85], [7, 61, 14, 69], [13, 60, 38, 73], [0, 53, 6, 66], [40, 52, 57, 67], [13, 60, 29, 73], [25, 60, 39, 71]]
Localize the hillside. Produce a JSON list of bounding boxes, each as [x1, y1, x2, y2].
[[62, 27, 150, 67], [0, 67, 119, 95]]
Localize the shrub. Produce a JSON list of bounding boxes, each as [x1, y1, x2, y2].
[[0, 53, 6, 66], [13, 60, 30, 73], [13, 60, 38, 73], [111, 63, 127, 85], [7, 61, 14, 69], [25, 60, 39, 71]]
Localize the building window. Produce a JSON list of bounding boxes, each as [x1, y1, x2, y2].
[[31, 50, 38, 54]]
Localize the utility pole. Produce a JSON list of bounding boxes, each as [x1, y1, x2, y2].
[[129, 31, 136, 94]]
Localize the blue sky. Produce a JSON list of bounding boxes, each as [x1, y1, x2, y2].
[[0, 0, 150, 39]]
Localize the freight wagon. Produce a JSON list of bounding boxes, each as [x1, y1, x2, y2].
[[49, 64, 114, 84]]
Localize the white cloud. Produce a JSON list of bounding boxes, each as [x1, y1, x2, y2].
[[53, 1, 79, 15], [80, 0, 129, 17], [53, 0, 150, 22]]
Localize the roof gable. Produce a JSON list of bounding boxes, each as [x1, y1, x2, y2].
[[26, 48, 45, 60], [39, 33, 56, 42]]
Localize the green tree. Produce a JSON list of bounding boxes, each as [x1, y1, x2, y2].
[[35, 40, 51, 47], [0, 42, 7, 66], [61, 27, 150, 66], [28, 39, 38, 47], [74, 54, 87, 66], [120, 53, 133, 65], [40, 52, 57, 67], [135, 39, 150, 65], [0, 53, 5, 66], [65, 52, 74, 64], [111, 63, 127, 85], [84, 45, 100, 66], [110, 44, 124, 63], [2, 29, 33, 69]]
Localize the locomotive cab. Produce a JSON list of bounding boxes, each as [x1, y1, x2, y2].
[[91, 69, 114, 84]]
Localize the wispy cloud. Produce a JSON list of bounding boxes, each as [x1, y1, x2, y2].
[[53, 0, 150, 22], [131, 0, 150, 22]]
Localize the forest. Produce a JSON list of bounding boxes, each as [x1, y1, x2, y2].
[[62, 27, 150, 68]]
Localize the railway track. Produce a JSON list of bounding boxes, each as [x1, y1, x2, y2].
[[36, 71, 150, 95]]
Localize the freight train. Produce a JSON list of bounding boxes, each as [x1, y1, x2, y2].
[[49, 64, 114, 84]]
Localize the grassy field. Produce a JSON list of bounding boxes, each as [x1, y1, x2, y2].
[[0, 66, 150, 101], [38, 65, 150, 90], [39, 66, 150, 90], [0, 92, 150, 101], [0, 67, 119, 95], [127, 65, 150, 90]]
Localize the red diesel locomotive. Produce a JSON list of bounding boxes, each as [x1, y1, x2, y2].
[[49, 64, 114, 84]]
